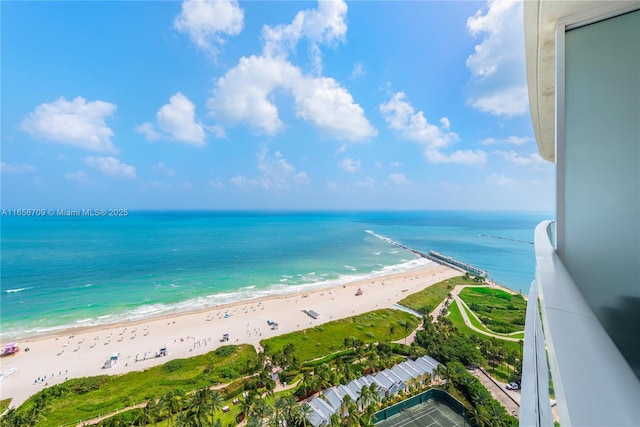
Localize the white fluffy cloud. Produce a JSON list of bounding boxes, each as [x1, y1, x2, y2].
[[137, 93, 206, 146], [231, 148, 309, 190], [262, 0, 347, 72], [466, 0, 528, 116], [205, 1, 375, 142], [380, 92, 457, 149], [85, 156, 136, 178], [426, 150, 488, 165], [386, 173, 410, 186], [1, 161, 36, 174], [20, 97, 117, 152], [480, 135, 533, 145], [174, 0, 244, 53], [380, 92, 485, 164], [291, 75, 376, 140], [208, 55, 376, 141], [494, 150, 549, 168], [338, 157, 361, 173]]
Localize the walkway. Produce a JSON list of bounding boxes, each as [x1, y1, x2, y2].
[[431, 285, 523, 342]]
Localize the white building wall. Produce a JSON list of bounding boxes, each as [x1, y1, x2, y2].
[[559, 9, 640, 377]]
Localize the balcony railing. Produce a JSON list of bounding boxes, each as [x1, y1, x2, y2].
[[521, 221, 640, 426]]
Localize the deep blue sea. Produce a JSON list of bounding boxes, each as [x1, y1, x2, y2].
[[0, 211, 552, 341]]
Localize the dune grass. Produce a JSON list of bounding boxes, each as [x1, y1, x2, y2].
[[260, 309, 420, 362]]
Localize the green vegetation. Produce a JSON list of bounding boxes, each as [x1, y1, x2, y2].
[[455, 298, 524, 341], [2, 345, 258, 427], [260, 309, 420, 362], [439, 362, 517, 427], [459, 287, 526, 333], [0, 399, 10, 416], [448, 298, 522, 354], [398, 275, 479, 314]]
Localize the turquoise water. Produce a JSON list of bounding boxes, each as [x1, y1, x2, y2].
[[0, 211, 552, 341]]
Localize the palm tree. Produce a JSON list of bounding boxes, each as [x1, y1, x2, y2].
[[185, 388, 210, 426], [486, 402, 510, 426], [246, 416, 263, 427], [328, 412, 342, 427], [272, 396, 288, 426], [252, 398, 273, 424], [208, 390, 224, 423], [291, 402, 312, 427], [240, 391, 258, 422], [357, 385, 373, 411], [467, 405, 492, 427], [160, 390, 183, 427]]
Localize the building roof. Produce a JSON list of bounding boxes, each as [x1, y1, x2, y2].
[[401, 360, 424, 377], [380, 369, 404, 385], [372, 372, 393, 389], [322, 387, 344, 412], [338, 384, 359, 402], [419, 355, 440, 370], [308, 397, 335, 427]]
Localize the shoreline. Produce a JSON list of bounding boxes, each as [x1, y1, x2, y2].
[[1, 258, 443, 344], [0, 264, 463, 409]]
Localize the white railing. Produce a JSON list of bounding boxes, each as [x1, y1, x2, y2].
[[520, 279, 552, 427], [521, 221, 640, 426]]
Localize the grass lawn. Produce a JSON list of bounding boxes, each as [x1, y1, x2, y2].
[[397, 275, 478, 315], [487, 363, 518, 384], [456, 297, 524, 340], [458, 287, 526, 334], [260, 309, 420, 362], [447, 300, 521, 354], [19, 345, 258, 426]]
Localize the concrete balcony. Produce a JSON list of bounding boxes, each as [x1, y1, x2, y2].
[[520, 221, 640, 427]]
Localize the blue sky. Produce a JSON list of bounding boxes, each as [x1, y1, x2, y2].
[[1, 0, 554, 211]]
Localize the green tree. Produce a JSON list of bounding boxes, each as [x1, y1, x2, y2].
[[159, 389, 184, 427], [208, 390, 224, 423]]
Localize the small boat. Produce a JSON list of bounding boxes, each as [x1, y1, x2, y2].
[[355, 288, 363, 296]]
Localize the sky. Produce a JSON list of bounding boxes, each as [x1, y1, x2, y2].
[[1, 0, 555, 211]]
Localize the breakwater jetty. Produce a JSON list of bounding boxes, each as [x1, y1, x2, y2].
[[427, 251, 488, 277], [479, 233, 533, 245], [365, 230, 489, 277]]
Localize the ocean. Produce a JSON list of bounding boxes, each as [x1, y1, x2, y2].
[[0, 211, 552, 342]]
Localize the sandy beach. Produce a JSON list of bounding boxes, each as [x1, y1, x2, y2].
[[0, 264, 462, 408]]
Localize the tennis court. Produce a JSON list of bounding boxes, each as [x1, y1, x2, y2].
[[375, 399, 467, 427]]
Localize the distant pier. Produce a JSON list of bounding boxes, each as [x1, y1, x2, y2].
[[427, 251, 488, 277], [365, 230, 489, 277]]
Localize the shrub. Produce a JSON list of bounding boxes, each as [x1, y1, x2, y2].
[[68, 376, 110, 394], [215, 345, 236, 357], [162, 359, 186, 373]]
